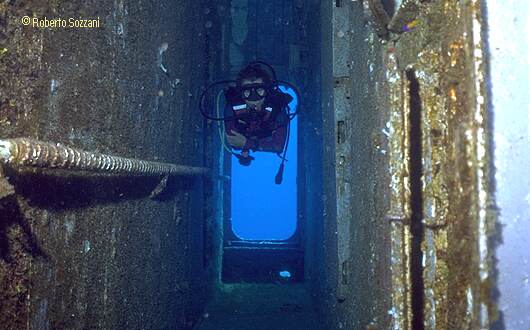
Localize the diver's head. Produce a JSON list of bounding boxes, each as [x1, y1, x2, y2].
[[237, 64, 272, 110], [241, 78, 266, 110]]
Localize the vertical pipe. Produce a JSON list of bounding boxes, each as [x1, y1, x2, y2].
[[406, 69, 425, 330]]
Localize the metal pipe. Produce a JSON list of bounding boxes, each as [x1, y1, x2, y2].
[[0, 138, 208, 176]]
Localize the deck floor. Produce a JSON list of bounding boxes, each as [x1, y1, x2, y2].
[[194, 283, 321, 330]]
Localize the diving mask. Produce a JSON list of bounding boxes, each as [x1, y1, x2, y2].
[[241, 83, 267, 101]]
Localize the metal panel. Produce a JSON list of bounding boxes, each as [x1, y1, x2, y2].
[[331, 2, 355, 302], [383, 0, 496, 328], [332, 1, 352, 78]]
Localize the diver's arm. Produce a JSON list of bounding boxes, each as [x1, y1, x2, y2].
[[225, 118, 242, 150], [226, 112, 256, 151], [226, 129, 248, 150]]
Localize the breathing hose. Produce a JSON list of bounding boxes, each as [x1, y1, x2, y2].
[[216, 89, 238, 156], [199, 63, 302, 183]]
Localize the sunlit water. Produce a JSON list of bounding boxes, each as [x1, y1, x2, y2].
[[231, 87, 298, 240]]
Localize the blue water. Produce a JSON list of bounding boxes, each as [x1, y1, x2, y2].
[[231, 87, 298, 240]]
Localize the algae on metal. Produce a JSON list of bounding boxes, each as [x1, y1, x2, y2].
[[384, 0, 496, 328], [0, 1, 213, 329], [385, 47, 413, 330]]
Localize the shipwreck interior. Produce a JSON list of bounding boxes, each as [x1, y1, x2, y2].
[[0, 0, 528, 329]]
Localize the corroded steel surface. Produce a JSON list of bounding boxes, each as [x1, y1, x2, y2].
[[384, 0, 495, 329], [385, 48, 412, 330], [0, 138, 209, 176], [0, 1, 212, 329]]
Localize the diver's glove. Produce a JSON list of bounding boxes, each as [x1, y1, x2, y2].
[[235, 151, 254, 166]]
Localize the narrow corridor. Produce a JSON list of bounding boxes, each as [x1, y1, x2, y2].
[[195, 284, 318, 330], [0, 1, 528, 329]]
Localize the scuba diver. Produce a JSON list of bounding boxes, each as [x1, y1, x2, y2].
[[224, 64, 292, 164], [199, 61, 299, 184]]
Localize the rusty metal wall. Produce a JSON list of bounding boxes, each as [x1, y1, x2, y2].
[[314, 1, 392, 329], [0, 1, 213, 329], [301, 0, 326, 318], [1, 1, 521, 329], [318, 0, 502, 328], [384, 0, 496, 329]]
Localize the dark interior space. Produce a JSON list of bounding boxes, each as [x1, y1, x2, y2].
[[198, 1, 392, 328], [0, 0, 392, 329], [1, 0, 521, 329]]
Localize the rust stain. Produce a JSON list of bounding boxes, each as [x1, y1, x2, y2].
[[384, 0, 495, 328], [385, 46, 412, 330]]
